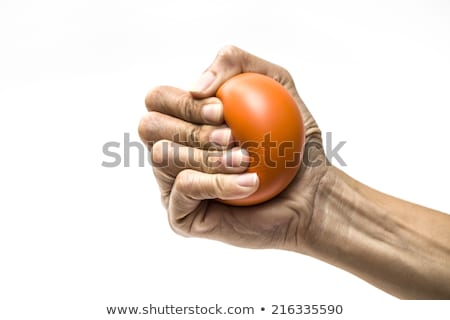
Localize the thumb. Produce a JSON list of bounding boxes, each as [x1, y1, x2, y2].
[[169, 170, 259, 221], [189, 45, 294, 98]]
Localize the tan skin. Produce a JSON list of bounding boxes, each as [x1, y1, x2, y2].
[[138, 45, 450, 299]]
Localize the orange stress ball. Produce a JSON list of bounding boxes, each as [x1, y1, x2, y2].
[[216, 73, 305, 206]]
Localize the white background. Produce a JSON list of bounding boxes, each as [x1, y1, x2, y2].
[[1, 0, 449, 319]]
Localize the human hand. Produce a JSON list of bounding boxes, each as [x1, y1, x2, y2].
[[139, 45, 327, 252], [139, 46, 450, 299]]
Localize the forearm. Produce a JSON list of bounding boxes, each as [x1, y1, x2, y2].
[[303, 166, 450, 299]]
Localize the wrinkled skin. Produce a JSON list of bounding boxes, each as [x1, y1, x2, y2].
[[138, 45, 327, 252]]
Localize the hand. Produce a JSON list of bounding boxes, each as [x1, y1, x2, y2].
[[139, 46, 450, 299], [139, 45, 327, 252]]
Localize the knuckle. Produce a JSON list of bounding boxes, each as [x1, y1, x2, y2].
[[145, 85, 169, 111], [176, 169, 221, 200], [204, 150, 224, 174], [281, 67, 293, 82], [216, 45, 246, 69], [273, 66, 294, 86], [187, 125, 202, 147], [177, 91, 197, 121], [138, 114, 149, 142], [138, 111, 161, 146], [193, 149, 208, 173], [217, 44, 242, 58], [211, 175, 227, 196], [174, 169, 195, 194]]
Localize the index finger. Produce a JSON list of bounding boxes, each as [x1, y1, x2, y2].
[[145, 85, 224, 125]]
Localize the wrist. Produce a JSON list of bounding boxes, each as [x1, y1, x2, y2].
[[300, 166, 355, 260], [298, 166, 403, 294], [298, 166, 450, 298]]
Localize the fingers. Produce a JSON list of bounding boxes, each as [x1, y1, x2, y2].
[[138, 111, 233, 148], [189, 45, 319, 136], [141, 85, 234, 148], [190, 45, 296, 98], [145, 85, 224, 125], [151, 140, 249, 177], [150, 140, 250, 209], [168, 170, 259, 223]]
